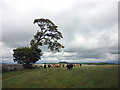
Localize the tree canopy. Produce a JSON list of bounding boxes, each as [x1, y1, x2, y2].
[[13, 47, 42, 68], [30, 18, 64, 52]]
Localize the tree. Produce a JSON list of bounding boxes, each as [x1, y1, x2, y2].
[[13, 47, 42, 68], [30, 18, 64, 52], [13, 18, 64, 68]]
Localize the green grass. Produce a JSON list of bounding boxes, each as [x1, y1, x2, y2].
[[2, 65, 118, 88]]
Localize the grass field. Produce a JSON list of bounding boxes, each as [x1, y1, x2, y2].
[[2, 65, 118, 88]]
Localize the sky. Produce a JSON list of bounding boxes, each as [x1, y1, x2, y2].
[[0, 0, 119, 64]]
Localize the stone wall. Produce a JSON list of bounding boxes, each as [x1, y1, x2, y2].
[[2, 64, 24, 71]]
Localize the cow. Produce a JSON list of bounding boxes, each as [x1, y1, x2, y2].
[[80, 64, 82, 66], [48, 64, 51, 68], [66, 64, 73, 70], [44, 64, 46, 68]]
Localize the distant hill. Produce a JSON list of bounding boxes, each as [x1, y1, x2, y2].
[[59, 62, 68, 63]]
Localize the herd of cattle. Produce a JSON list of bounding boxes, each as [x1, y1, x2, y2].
[[1, 63, 82, 72], [34, 63, 82, 70]]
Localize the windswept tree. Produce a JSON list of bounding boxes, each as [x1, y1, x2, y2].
[[13, 18, 64, 68], [30, 18, 64, 52]]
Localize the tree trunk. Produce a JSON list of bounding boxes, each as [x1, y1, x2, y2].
[[23, 64, 34, 69]]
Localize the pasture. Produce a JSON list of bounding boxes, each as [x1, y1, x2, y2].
[[2, 65, 118, 88]]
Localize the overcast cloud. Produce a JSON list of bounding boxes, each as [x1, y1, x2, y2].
[[0, 0, 118, 63]]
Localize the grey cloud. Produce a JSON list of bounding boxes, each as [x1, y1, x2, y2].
[[1, 1, 118, 63]]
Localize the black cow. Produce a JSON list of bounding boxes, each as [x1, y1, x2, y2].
[[48, 64, 51, 68], [80, 64, 82, 66], [66, 64, 73, 70], [44, 64, 46, 68]]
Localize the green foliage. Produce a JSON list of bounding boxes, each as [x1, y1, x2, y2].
[[34, 65, 38, 68], [13, 47, 42, 68], [30, 18, 64, 52]]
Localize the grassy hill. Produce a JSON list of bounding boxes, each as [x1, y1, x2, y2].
[[2, 65, 118, 88]]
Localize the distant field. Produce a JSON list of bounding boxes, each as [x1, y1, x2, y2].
[[2, 65, 118, 88]]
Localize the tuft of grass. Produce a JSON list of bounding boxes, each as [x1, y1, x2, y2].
[[2, 65, 118, 88]]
